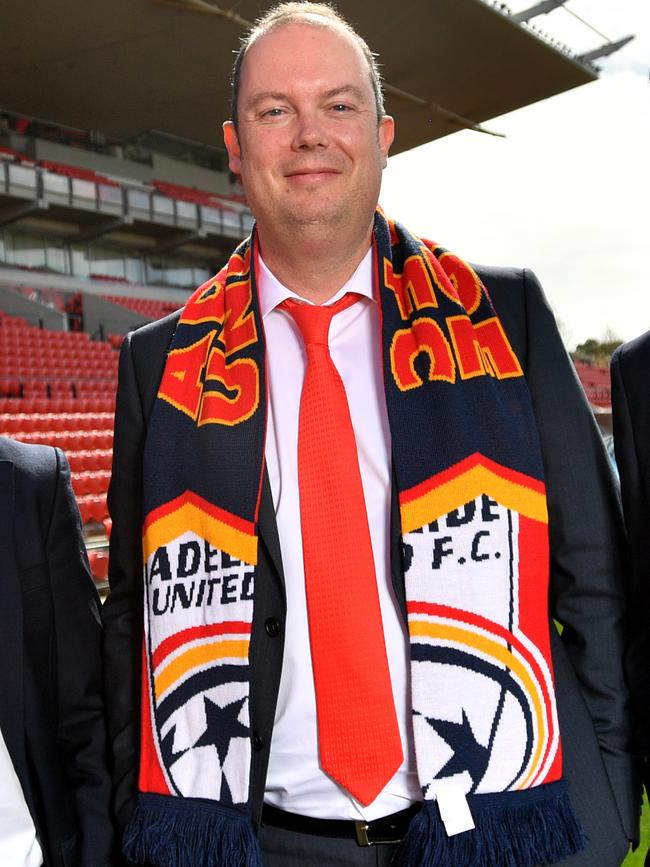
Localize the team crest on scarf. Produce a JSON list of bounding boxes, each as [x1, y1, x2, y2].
[[124, 213, 585, 867], [141, 496, 255, 804], [379, 225, 561, 792], [404, 487, 559, 797]]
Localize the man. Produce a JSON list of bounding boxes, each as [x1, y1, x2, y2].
[[103, 4, 639, 866], [0, 436, 114, 866], [611, 333, 650, 866]]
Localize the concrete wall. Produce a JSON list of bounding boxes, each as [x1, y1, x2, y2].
[[31, 140, 232, 195], [83, 293, 152, 338], [0, 267, 189, 303], [33, 140, 152, 184], [151, 154, 231, 195], [0, 285, 65, 330], [7, 133, 33, 157]]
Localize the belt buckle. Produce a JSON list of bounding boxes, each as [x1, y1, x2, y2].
[[355, 820, 372, 847]]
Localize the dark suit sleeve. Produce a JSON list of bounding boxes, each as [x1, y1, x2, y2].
[[516, 269, 640, 841], [102, 331, 147, 838], [611, 342, 650, 789], [47, 447, 114, 865]]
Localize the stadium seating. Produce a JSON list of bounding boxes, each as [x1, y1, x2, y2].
[[152, 179, 239, 213], [102, 294, 181, 321], [0, 311, 117, 539], [573, 358, 611, 408], [87, 550, 109, 583], [0, 311, 118, 401], [0, 124, 250, 591], [38, 158, 120, 187], [2, 145, 245, 216]]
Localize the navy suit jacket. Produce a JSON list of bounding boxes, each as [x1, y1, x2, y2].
[[612, 334, 650, 791], [104, 266, 640, 866], [0, 437, 114, 866]]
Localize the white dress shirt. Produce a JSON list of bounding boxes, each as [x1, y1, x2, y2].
[[259, 248, 421, 820], [0, 725, 43, 867]]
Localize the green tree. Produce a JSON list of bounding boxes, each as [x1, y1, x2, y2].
[[574, 328, 623, 364]]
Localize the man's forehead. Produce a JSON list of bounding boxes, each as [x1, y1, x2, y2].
[[240, 20, 369, 86], [248, 18, 357, 50]]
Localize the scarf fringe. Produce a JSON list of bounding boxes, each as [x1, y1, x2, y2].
[[395, 786, 587, 867], [123, 794, 263, 867]]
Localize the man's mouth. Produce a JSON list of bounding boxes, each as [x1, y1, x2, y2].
[[285, 167, 340, 180]]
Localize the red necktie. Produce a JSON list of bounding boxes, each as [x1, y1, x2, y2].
[[282, 293, 403, 806]]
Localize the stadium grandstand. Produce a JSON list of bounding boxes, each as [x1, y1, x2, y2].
[[0, 0, 632, 591]]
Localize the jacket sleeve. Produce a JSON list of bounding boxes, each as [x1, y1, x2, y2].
[[102, 331, 147, 838], [47, 447, 115, 865], [611, 343, 650, 789], [516, 269, 640, 841]]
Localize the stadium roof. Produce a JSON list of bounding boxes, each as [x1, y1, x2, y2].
[[2, 0, 601, 155]]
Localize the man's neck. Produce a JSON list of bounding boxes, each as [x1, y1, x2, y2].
[[257, 222, 373, 305]]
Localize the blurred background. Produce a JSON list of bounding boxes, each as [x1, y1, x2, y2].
[[382, 0, 649, 352]]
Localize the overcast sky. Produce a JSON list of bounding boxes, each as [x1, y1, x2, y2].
[[380, 0, 649, 349]]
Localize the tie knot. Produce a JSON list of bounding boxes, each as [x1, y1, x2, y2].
[[282, 293, 360, 347]]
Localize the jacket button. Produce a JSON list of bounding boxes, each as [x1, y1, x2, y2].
[[265, 617, 282, 638], [252, 733, 264, 751]]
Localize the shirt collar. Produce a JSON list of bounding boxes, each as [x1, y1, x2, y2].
[[257, 246, 374, 319]]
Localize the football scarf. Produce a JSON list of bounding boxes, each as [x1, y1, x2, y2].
[[124, 211, 586, 867]]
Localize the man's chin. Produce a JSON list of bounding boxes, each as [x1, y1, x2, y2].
[[280, 205, 349, 231]]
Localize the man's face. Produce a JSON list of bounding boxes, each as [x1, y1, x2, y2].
[[223, 22, 394, 243]]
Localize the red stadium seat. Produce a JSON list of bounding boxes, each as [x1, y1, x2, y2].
[[91, 495, 108, 523], [78, 499, 92, 525], [72, 473, 92, 497], [60, 398, 77, 413], [67, 452, 86, 472], [88, 551, 109, 582], [0, 415, 22, 434], [0, 379, 21, 397], [97, 450, 113, 471]]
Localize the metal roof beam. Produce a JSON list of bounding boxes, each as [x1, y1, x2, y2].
[[577, 35, 635, 63], [383, 84, 506, 138], [510, 1, 567, 24], [154, 229, 205, 254], [0, 200, 46, 228], [75, 216, 132, 243]]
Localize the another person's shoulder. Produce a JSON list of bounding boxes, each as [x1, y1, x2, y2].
[[0, 438, 68, 536], [0, 436, 59, 480], [611, 328, 650, 372], [611, 330, 650, 420]]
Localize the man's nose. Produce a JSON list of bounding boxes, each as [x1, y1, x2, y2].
[[291, 110, 329, 149]]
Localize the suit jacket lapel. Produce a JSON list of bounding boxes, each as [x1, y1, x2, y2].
[[256, 466, 284, 582], [0, 460, 27, 784], [390, 464, 408, 625]]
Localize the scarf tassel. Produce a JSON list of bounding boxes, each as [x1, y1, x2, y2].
[[395, 783, 587, 867], [123, 793, 263, 867]]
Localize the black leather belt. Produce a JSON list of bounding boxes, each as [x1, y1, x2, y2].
[[261, 802, 421, 847]]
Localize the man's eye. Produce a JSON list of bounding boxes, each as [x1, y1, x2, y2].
[[261, 107, 284, 118], [331, 103, 351, 112]]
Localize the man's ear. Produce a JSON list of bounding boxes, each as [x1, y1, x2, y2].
[[223, 121, 242, 174], [378, 115, 395, 169]]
